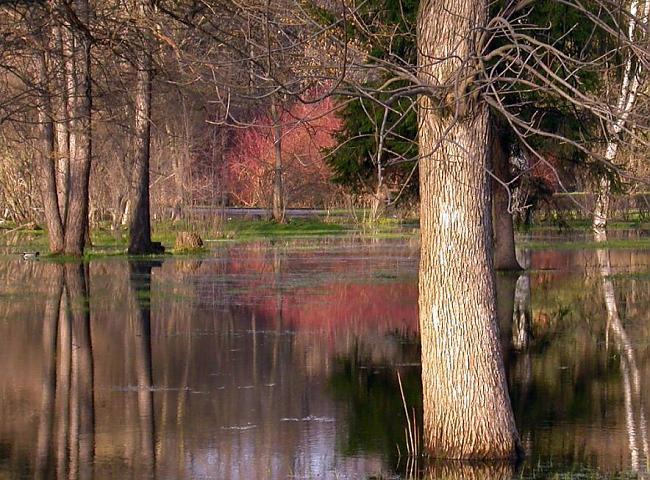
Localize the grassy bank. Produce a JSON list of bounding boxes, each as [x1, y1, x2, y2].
[[0, 217, 355, 259]]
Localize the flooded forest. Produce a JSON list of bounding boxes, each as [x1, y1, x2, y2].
[[1, 0, 650, 479]]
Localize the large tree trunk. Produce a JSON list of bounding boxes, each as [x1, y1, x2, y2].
[[491, 126, 522, 271], [34, 27, 65, 254], [270, 100, 285, 223], [417, 0, 520, 459], [64, 0, 92, 256], [128, 1, 162, 254]]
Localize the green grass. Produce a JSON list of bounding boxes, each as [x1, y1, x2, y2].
[[0, 217, 354, 260], [222, 218, 347, 238], [521, 238, 650, 250]]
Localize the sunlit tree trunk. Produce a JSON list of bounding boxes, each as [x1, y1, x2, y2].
[[491, 126, 521, 271], [64, 0, 92, 256], [417, 0, 520, 459], [592, 0, 649, 239], [270, 100, 285, 223], [128, 0, 162, 254]]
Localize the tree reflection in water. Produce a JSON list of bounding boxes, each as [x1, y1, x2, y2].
[[128, 261, 161, 479], [33, 263, 94, 480], [597, 246, 649, 478]]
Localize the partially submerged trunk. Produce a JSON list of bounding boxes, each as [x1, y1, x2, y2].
[[417, 0, 521, 459], [128, 0, 163, 255], [491, 127, 522, 271]]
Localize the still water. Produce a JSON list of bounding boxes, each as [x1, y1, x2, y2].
[[0, 236, 649, 479]]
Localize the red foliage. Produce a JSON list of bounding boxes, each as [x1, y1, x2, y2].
[[223, 95, 343, 207]]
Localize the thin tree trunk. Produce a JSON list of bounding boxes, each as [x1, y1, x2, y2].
[[270, 100, 285, 223], [129, 1, 162, 254], [53, 24, 71, 226], [417, 0, 520, 459], [512, 274, 532, 351], [592, 0, 649, 238], [64, 0, 92, 256], [491, 126, 522, 271], [34, 25, 65, 253]]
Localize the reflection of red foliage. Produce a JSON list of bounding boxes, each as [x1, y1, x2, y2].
[[255, 282, 418, 336], [223, 95, 343, 207], [221, 244, 419, 338]]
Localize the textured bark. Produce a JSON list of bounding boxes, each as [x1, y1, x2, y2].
[[128, 1, 163, 254], [53, 24, 71, 225], [271, 100, 285, 223], [34, 33, 65, 254], [491, 128, 522, 271], [593, 175, 611, 241], [64, 0, 93, 256], [417, 0, 520, 459]]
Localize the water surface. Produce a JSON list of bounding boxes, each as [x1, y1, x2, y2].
[[1, 236, 649, 479]]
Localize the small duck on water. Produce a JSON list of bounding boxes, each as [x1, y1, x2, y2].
[[20, 251, 40, 260]]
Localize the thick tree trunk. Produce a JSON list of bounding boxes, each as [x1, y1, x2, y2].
[[34, 35, 65, 254], [64, 0, 92, 256], [417, 0, 520, 459], [270, 101, 285, 223], [491, 127, 522, 271], [128, 3, 162, 254]]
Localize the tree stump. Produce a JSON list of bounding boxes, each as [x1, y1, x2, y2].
[[174, 231, 204, 252]]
